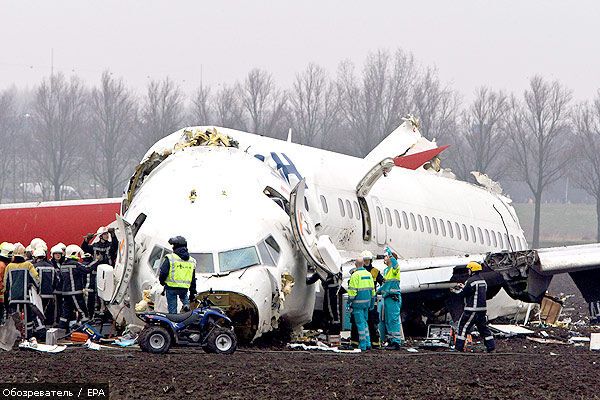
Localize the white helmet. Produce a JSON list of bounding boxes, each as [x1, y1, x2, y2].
[[25, 245, 33, 254], [33, 248, 46, 258], [57, 242, 67, 253], [50, 244, 64, 255], [0, 242, 15, 258], [96, 226, 109, 235], [30, 238, 48, 252], [361, 250, 374, 260], [13, 243, 26, 258], [65, 244, 83, 260]]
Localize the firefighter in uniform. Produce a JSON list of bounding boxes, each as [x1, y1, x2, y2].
[[50, 245, 65, 326], [159, 236, 197, 314], [306, 271, 343, 334], [82, 226, 118, 266], [3, 244, 43, 338], [58, 245, 92, 331], [347, 258, 375, 351], [0, 242, 15, 324], [82, 253, 99, 320], [379, 247, 403, 349], [453, 261, 496, 352], [33, 248, 60, 327]]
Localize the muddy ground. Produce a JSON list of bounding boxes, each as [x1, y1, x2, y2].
[[2, 275, 599, 400]]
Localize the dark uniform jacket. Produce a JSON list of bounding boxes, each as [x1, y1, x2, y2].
[[364, 264, 384, 288], [83, 260, 99, 292], [3, 260, 40, 303], [33, 259, 60, 298], [59, 259, 91, 295], [461, 272, 488, 311], [82, 236, 118, 266]]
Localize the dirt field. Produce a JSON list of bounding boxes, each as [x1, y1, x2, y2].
[[2, 275, 598, 400]]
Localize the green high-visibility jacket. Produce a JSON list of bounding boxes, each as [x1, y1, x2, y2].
[[347, 267, 375, 309], [164, 253, 196, 289], [379, 265, 401, 298]]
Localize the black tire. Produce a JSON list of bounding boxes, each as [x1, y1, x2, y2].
[[203, 327, 237, 354], [139, 325, 171, 354]]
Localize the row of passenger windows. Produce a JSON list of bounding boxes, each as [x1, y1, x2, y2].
[[319, 194, 525, 250]]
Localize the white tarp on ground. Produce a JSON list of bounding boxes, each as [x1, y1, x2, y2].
[[489, 324, 534, 335]]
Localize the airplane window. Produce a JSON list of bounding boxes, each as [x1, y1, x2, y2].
[[417, 214, 424, 232], [402, 211, 409, 230], [148, 245, 168, 274], [219, 246, 260, 272], [257, 242, 276, 267], [338, 199, 345, 217], [385, 208, 392, 227], [410, 213, 417, 231], [504, 234, 509, 249], [470, 226, 476, 243], [394, 210, 401, 228], [447, 221, 453, 238], [497, 232, 503, 249], [484, 229, 491, 246], [320, 195, 328, 213], [462, 224, 468, 241], [191, 253, 215, 274], [478, 227, 484, 244], [425, 216, 431, 234], [510, 235, 515, 249], [491, 231, 498, 247], [455, 222, 461, 240], [432, 217, 439, 235], [265, 236, 281, 263], [353, 201, 360, 220], [376, 207, 383, 224], [517, 237, 523, 250], [346, 200, 353, 219], [440, 219, 446, 237]]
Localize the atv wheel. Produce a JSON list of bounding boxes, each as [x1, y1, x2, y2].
[[139, 326, 171, 354], [204, 327, 237, 354]]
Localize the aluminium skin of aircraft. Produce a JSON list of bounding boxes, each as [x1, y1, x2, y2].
[[92, 116, 600, 342]]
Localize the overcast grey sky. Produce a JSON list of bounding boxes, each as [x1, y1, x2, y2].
[[1, 0, 599, 102]]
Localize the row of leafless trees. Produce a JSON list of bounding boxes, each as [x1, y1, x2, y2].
[[1, 48, 599, 246]]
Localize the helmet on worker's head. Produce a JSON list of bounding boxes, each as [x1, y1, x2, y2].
[[13, 243, 26, 259], [168, 236, 187, 248], [30, 238, 48, 252], [361, 250, 374, 260], [25, 245, 32, 254], [466, 261, 483, 272], [0, 242, 15, 259], [50, 244, 64, 255], [57, 242, 66, 252], [96, 226, 109, 236], [65, 244, 83, 260], [33, 248, 46, 258], [83, 253, 92, 261]]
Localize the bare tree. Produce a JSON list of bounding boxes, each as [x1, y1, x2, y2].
[[238, 68, 287, 137], [288, 63, 339, 146], [139, 77, 185, 150], [572, 93, 600, 240], [337, 49, 417, 155], [507, 76, 572, 247], [412, 67, 459, 144], [190, 82, 213, 126], [0, 89, 18, 202], [32, 74, 88, 200], [214, 84, 246, 130], [89, 71, 137, 197], [452, 87, 508, 180]]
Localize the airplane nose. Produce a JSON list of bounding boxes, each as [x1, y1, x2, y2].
[[195, 265, 279, 342]]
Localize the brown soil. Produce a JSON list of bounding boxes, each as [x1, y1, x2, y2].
[[2, 275, 598, 400]]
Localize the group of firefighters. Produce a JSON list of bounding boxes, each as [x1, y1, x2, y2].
[[0, 227, 118, 339], [344, 247, 495, 352]]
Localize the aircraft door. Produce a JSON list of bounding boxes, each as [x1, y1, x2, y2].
[[290, 179, 342, 280], [371, 196, 387, 246], [110, 215, 135, 304]]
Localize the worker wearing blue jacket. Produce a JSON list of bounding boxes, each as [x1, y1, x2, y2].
[[378, 247, 403, 349]]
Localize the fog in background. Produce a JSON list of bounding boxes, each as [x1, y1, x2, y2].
[[1, 0, 600, 246]]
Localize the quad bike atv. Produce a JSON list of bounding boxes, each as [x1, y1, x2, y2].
[[137, 296, 237, 354]]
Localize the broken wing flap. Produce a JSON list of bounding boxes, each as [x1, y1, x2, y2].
[[289, 179, 341, 280], [96, 215, 136, 305]]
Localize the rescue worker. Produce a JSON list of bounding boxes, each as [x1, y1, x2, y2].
[[159, 236, 197, 314], [33, 248, 60, 327], [452, 261, 495, 352], [0, 242, 16, 324], [82, 226, 118, 266], [346, 258, 375, 351], [378, 247, 403, 349], [306, 272, 342, 334], [82, 253, 99, 320], [50, 245, 65, 326], [3, 244, 43, 338], [58, 245, 92, 332]]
